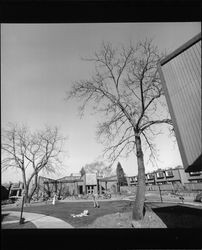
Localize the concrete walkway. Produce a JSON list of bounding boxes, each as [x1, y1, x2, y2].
[[2, 211, 74, 228], [123, 196, 202, 208]]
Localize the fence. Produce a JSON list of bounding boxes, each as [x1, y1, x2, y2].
[[184, 182, 202, 191]]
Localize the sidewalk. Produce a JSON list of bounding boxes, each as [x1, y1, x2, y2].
[[122, 193, 202, 207], [2, 211, 74, 228], [145, 200, 202, 208], [59, 197, 121, 202]]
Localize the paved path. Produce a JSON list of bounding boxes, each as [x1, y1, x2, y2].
[[2, 211, 74, 228], [123, 196, 202, 208]]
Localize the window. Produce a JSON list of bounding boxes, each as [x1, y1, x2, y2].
[[147, 174, 154, 180], [189, 171, 201, 176], [10, 190, 18, 196], [12, 183, 20, 188], [165, 170, 174, 177], [87, 185, 94, 194], [130, 177, 137, 183], [156, 172, 164, 179]]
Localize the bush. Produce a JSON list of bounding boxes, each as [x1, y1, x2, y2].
[[1, 199, 14, 205], [194, 192, 202, 203], [1, 185, 9, 201]]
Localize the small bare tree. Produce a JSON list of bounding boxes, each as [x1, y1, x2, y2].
[[67, 40, 172, 220], [1, 123, 66, 203]]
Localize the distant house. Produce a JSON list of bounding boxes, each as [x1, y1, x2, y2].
[[37, 171, 118, 198], [9, 182, 24, 198]]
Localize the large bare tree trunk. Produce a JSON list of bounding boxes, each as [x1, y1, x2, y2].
[[132, 134, 146, 220]]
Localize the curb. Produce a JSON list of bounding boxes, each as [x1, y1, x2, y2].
[[144, 200, 202, 208], [2, 220, 19, 225]]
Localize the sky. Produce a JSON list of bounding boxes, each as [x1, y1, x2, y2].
[[1, 22, 201, 183]]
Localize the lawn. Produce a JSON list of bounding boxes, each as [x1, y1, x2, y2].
[[3, 198, 202, 228], [3, 200, 133, 228]]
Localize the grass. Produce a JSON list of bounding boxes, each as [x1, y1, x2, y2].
[[2, 200, 166, 228], [2, 195, 202, 228], [3, 200, 133, 228]]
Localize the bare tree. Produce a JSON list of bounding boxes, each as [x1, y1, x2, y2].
[[67, 40, 172, 220], [1, 123, 66, 203]]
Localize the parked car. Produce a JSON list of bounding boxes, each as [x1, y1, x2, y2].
[[194, 192, 202, 203]]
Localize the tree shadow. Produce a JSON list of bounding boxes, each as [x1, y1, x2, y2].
[[152, 205, 202, 228], [1, 213, 9, 222]]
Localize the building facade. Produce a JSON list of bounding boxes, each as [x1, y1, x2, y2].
[[8, 182, 24, 198], [36, 166, 202, 198], [158, 33, 201, 172], [5, 166, 202, 200], [127, 167, 202, 186], [186, 171, 202, 183], [37, 172, 118, 198]]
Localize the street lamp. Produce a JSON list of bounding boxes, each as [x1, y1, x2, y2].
[[157, 183, 163, 202], [19, 190, 25, 224]]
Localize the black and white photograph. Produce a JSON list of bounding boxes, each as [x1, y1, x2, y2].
[[1, 21, 201, 236]]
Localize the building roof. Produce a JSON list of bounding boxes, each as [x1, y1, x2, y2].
[[70, 173, 81, 177], [99, 175, 117, 182]]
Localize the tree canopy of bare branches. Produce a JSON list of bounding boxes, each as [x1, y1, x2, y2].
[[1, 123, 66, 203], [67, 39, 173, 220]]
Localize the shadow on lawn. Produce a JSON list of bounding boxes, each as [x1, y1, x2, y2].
[[152, 205, 202, 228], [1, 213, 9, 222]]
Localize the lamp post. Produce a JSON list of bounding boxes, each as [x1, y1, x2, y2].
[[19, 191, 25, 224], [158, 183, 163, 202]]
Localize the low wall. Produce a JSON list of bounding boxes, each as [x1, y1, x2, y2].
[[184, 182, 202, 191], [120, 185, 174, 194], [120, 186, 136, 194], [121, 182, 202, 194]]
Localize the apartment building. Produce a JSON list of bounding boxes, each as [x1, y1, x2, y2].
[[127, 167, 202, 186], [158, 33, 201, 172], [7, 168, 201, 199], [186, 171, 202, 183]]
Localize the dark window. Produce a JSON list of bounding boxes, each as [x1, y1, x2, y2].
[[147, 174, 154, 180], [189, 171, 201, 176], [165, 170, 174, 177], [130, 177, 137, 182], [156, 172, 164, 179], [10, 190, 18, 196]]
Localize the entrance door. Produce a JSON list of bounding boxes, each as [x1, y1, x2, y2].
[[79, 186, 83, 194]]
